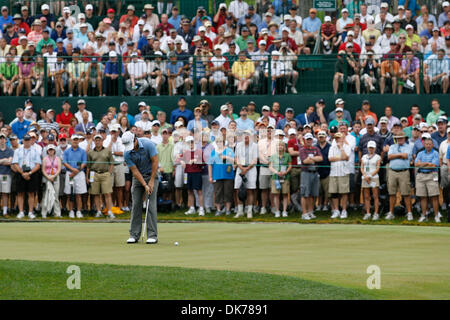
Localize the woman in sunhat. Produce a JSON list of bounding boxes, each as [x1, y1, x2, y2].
[[361, 140, 381, 221]]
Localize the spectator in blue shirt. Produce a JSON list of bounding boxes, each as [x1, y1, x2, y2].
[[191, 7, 212, 33], [118, 101, 135, 127], [276, 108, 299, 130], [11, 108, 31, 140], [415, 136, 441, 222], [272, 0, 293, 17], [398, 0, 421, 17], [0, 6, 13, 29], [187, 107, 208, 131], [296, 105, 320, 126], [168, 6, 181, 30], [104, 51, 125, 96], [302, 8, 322, 45], [235, 107, 254, 131], [170, 97, 193, 124]]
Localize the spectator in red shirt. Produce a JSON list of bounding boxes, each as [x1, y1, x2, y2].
[[156, 14, 174, 36], [120, 5, 139, 28], [198, 26, 213, 49], [352, 14, 367, 32], [360, 100, 378, 127], [407, 104, 424, 126], [257, 28, 273, 48], [269, 102, 284, 124], [321, 16, 337, 50], [12, 14, 30, 34], [338, 30, 361, 54], [56, 101, 74, 133], [281, 27, 298, 53], [213, 3, 228, 28]]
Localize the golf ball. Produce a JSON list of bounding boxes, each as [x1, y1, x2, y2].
[[174, 242, 179, 246]]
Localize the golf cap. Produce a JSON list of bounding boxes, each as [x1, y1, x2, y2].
[[367, 141, 377, 149], [324, 16, 331, 22], [110, 124, 120, 132], [381, 2, 388, 8], [220, 105, 228, 111], [336, 107, 343, 112], [271, 50, 281, 56], [414, 114, 422, 120], [85, 4, 93, 10], [365, 117, 375, 125], [392, 121, 402, 127], [317, 131, 327, 137], [198, 26, 206, 32], [335, 98, 344, 105], [46, 144, 56, 151], [174, 121, 184, 128], [444, 1, 450, 7], [347, 31, 354, 37], [63, 7, 70, 13], [109, 51, 117, 57], [41, 4, 50, 10], [259, 40, 267, 45], [288, 128, 297, 136], [185, 136, 194, 142], [421, 132, 432, 139], [120, 101, 128, 107], [262, 105, 270, 112], [152, 120, 161, 126], [398, 5, 405, 10], [419, 122, 428, 130], [304, 133, 314, 140], [138, 101, 146, 107], [405, 24, 413, 30], [94, 134, 103, 140], [437, 116, 448, 123], [285, 107, 294, 113], [379, 116, 388, 124], [122, 132, 135, 151], [275, 129, 285, 136], [400, 117, 408, 122], [341, 8, 348, 13]]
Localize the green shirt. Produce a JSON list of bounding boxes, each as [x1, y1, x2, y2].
[[156, 142, 174, 173], [269, 152, 291, 180], [426, 110, 445, 126], [235, 35, 256, 51], [87, 146, 113, 173], [36, 38, 57, 53], [0, 62, 18, 80], [328, 118, 349, 129], [248, 112, 260, 122], [403, 126, 413, 139]]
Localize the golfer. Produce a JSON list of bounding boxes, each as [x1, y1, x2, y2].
[[122, 131, 159, 244]]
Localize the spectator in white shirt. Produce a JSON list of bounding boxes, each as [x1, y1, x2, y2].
[[229, 0, 249, 21], [126, 53, 149, 96], [375, 2, 394, 24], [337, 8, 353, 34]]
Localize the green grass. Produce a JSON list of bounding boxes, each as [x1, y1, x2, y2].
[[0, 222, 449, 299], [0, 260, 370, 300]]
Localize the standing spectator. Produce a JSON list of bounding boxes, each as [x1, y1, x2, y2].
[[41, 144, 62, 218], [426, 99, 446, 126], [181, 136, 205, 216], [387, 131, 414, 221], [299, 133, 323, 220], [229, 0, 249, 21], [170, 97, 193, 124], [234, 130, 258, 218], [361, 141, 381, 220], [12, 134, 41, 219], [187, 107, 208, 132], [316, 130, 331, 211], [432, 116, 448, 146], [208, 136, 235, 216], [63, 134, 87, 219], [0, 6, 13, 29], [56, 101, 74, 134], [269, 140, 292, 218], [0, 133, 13, 216], [156, 127, 174, 203], [87, 135, 115, 219], [333, 49, 360, 95], [439, 127, 450, 212], [328, 132, 351, 219], [415, 135, 442, 222], [11, 108, 31, 140]]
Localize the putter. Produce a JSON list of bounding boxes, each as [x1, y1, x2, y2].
[[142, 196, 150, 243]]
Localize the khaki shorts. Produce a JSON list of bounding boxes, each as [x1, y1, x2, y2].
[[90, 172, 113, 195], [328, 175, 350, 194], [0, 174, 12, 193], [112, 164, 126, 187], [415, 172, 440, 197], [388, 169, 411, 195], [271, 179, 290, 194], [319, 176, 329, 198]]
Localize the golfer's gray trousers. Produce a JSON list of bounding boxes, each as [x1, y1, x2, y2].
[[129, 176, 159, 240]]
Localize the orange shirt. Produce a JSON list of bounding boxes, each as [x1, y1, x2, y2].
[[380, 60, 400, 77], [362, 111, 378, 125]]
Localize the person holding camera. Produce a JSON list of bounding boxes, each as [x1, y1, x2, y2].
[[12, 134, 41, 219]]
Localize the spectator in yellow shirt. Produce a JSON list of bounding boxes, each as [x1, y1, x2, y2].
[[231, 51, 255, 95]]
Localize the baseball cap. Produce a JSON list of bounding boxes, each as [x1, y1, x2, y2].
[[220, 105, 228, 111], [317, 131, 327, 137], [365, 117, 375, 125], [304, 133, 314, 140], [122, 131, 135, 151], [288, 128, 297, 136], [335, 98, 344, 105], [174, 121, 184, 128], [421, 132, 432, 139], [336, 107, 343, 112], [275, 129, 285, 136], [85, 4, 93, 10], [285, 107, 294, 113], [405, 24, 413, 30], [41, 4, 50, 10], [400, 117, 408, 122], [413, 114, 422, 120], [437, 116, 448, 123], [379, 116, 388, 124], [109, 51, 117, 57], [94, 134, 102, 140], [261, 105, 270, 112], [381, 2, 389, 8], [185, 136, 194, 142], [367, 141, 377, 149], [152, 120, 161, 127], [324, 16, 331, 22]]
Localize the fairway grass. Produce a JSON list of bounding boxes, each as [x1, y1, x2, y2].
[[0, 222, 449, 299], [0, 260, 370, 300]]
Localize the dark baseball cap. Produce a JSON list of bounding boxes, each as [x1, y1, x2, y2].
[[329, 126, 338, 133], [23, 134, 31, 141], [317, 99, 325, 104]]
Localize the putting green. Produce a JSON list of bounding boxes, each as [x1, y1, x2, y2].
[[0, 222, 449, 299]]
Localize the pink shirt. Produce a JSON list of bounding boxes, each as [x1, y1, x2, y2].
[[43, 156, 59, 175]]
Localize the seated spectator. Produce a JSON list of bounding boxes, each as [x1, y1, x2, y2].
[[399, 50, 420, 94], [423, 49, 449, 93], [0, 53, 18, 96], [321, 16, 336, 54], [360, 50, 378, 93], [380, 56, 401, 94], [166, 52, 184, 96], [104, 51, 125, 96], [126, 53, 149, 96], [264, 50, 286, 94], [302, 8, 321, 51], [232, 51, 254, 95], [209, 46, 229, 95]]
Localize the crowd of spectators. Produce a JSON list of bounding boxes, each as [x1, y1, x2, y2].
[[0, 96, 448, 223], [0, 1, 449, 96]]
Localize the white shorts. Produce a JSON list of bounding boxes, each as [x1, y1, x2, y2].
[[0, 174, 12, 193], [174, 165, 185, 188], [64, 171, 87, 195], [234, 167, 257, 189]]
